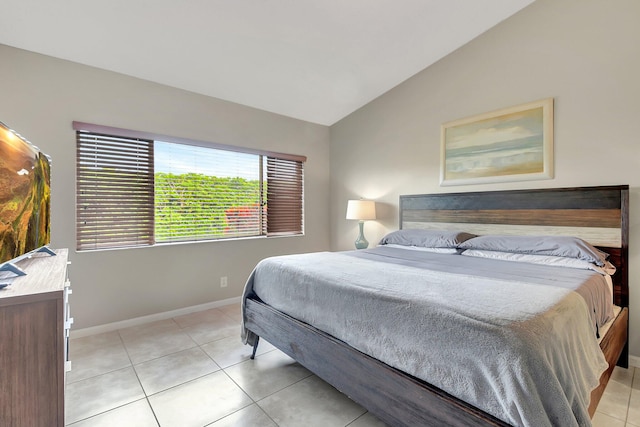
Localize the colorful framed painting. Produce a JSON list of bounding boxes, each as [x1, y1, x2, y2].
[[440, 98, 554, 186]]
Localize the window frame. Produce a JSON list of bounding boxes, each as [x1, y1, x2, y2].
[[73, 121, 306, 251]]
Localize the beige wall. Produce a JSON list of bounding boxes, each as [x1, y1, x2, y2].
[[0, 44, 331, 328], [330, 0, 640, 359]]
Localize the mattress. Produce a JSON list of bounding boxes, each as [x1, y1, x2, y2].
[[599, 305, 622, 344], [242, 246, 611, 427]]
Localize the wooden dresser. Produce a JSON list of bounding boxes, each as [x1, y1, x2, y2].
[[0, 249, 71, 427]]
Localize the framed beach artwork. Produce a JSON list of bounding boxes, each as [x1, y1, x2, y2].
[[440, 98, 554, 186]]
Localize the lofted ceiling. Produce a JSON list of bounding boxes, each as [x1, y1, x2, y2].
[[0, 0, 534, 125]]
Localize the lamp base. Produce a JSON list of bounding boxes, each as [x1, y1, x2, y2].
[[354, 221, 369, 250]]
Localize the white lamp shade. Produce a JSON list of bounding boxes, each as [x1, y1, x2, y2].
[[346, 200, 376, 220]]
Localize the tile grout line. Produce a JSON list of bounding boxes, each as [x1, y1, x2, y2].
[[116, 328, 163, 427], [623, 366, 637, 424], [627, 367, 638, 426]]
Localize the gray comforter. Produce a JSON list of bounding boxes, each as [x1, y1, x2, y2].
[[241, 247, 610, 427]]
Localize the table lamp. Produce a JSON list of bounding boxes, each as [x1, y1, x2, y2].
[[346, 199, 376, 249]]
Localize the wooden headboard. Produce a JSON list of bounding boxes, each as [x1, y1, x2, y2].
[[399, 185, 629, 308]]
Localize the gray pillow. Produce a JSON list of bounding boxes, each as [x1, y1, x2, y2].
[[458, 235, 609, 267], [379, 229, 476, 248]]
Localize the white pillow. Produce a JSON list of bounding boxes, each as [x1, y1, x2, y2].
[[460, 249, 616, 275], [458, 235, 609, 267]]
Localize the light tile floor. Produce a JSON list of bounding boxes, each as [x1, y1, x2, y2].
[[66, 303, 638, 427]]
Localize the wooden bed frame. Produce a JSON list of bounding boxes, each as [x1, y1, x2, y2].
[[244, 185, 629, 426]]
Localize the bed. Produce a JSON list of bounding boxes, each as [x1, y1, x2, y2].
[[241, 185, 629, 427]]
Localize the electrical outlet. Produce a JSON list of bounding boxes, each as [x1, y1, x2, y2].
[[220, 276, 228, 288]]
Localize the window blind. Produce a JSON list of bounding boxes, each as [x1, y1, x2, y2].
[[266, 157, 304, 235], [76, 132, 155, 250]]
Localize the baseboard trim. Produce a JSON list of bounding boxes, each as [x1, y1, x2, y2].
[[70, 296, 242, 339], [629, 355, 640, 368]]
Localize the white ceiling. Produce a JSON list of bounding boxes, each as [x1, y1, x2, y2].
[[0, 0, 534, 126]]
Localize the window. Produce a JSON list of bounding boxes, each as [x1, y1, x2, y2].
[[75, 122, 305, 251]]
